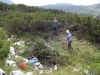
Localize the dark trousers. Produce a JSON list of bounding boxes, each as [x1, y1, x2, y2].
[[68, 41, 73, 50], [53, 27, 57, 36]]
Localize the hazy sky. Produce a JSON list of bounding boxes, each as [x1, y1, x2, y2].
[[11, 0, 100, 6]]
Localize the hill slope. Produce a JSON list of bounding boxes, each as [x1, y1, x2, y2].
[[1, 32, 100, 75], [42, 3, 100, 16]]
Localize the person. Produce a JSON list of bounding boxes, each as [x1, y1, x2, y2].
[[65, 30, 73, 53], [52, 17, 58, 36]]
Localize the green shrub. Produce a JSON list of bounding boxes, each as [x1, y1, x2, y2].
[[0, 27, 9, 60], [90, 63, 100, 75], [0, 27, 10, 69]]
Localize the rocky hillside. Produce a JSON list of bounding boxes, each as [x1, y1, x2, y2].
[[0, 31, 100, 75]]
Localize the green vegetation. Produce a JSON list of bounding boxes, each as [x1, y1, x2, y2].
[[0, 27, 9, 60], [0, 2, 100, 75]]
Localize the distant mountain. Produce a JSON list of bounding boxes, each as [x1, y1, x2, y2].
[[42, 3, 100, 16], [0, 0, 14, 4]]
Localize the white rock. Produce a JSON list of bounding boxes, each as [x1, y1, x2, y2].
[[10, 70, 25, 75], [25, 72, 33, 75], [39, 70, 43, 75], [34, 62, 43, 69], [84, 69, 89, 74], [0, 68, 6, 75], [6, 60, 16, 67], [54, 65, 57, 70], [10, 46, 15, 57], [13, 40, 25, 47]]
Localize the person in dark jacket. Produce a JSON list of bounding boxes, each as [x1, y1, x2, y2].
[[52, 17, 58, 36]]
